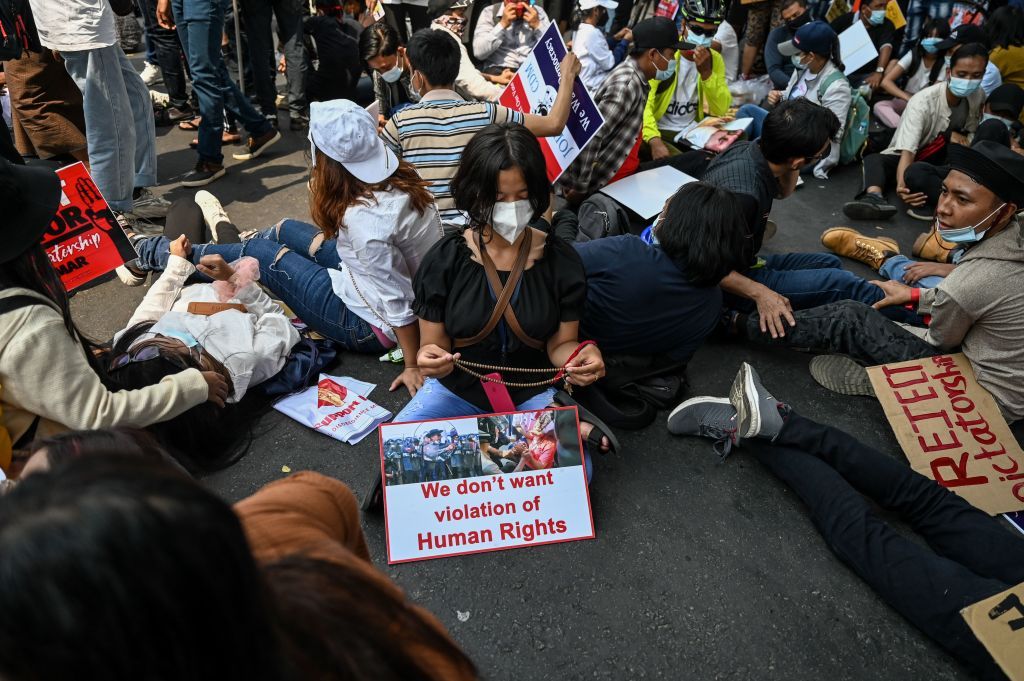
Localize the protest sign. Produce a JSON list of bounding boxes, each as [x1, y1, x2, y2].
[[654, 0, 679, 18], [274, 374, 391, 444], [599, 165, 697, 219], [886, 0, 906, 30], [499, 24, 604, 182], [961, 582, 1024, 681], [867, 354, 1024, 515], [40, 162, 137, 291], [838, 19, 878, 76], [380, 407, 595, 564]]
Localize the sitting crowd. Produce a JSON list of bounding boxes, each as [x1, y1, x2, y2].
[[2, 0, 1024, 677]]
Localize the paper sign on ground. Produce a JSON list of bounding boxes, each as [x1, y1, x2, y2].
[[599, 165, 697, 218], [499, 24, 605, 182], [380, 407, 595, 564], [838, 20, 878, 76], [867, 354, 1024, 515], [274, 374, 389, 444], [674, 116, 753, 153], [40, 162, 138, 291], [961, 582, 1024, 681]]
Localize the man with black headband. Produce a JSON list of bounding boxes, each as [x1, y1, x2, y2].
[[733, 141, 1024, 422]]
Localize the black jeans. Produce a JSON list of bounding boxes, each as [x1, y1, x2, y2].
[[750, 413, 1024, 680], [861, 150, 945, 197], [382, 3, 428, 43], [239, 0, 308, 116], [744, 300, 938, 365], [138, 0, 191, 110]]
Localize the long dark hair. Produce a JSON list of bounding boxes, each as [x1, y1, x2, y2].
[[450, 123, 550, 231], [826, 32, 845, 73], [904, 17, 949, 88], [985, 6, 1024, 50], [656, 182, 749, 286]]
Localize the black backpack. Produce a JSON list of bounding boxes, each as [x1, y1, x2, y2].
[[0, 0, 39, 61]]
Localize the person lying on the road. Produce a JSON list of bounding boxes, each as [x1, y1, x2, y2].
[[731, 141, 1024, 423], [668, 362, 1024, 681], [120, 99, 442, 397], [0, 453, 479, 680]]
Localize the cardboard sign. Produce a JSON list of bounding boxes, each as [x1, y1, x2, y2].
[[40, 163, 137, 291], [838, 19, 878, 76], [499, 24, 605, 182], [867, 354, 1024, 515], [380, 407, 595, 564], [599, 165, 696, 219], [961, 583, 1024, 681], [370, 0, 385, 21]]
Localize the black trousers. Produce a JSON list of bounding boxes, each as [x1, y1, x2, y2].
[[744, 300, 938, 365], [138, 0, 192, 110], [382, 3, 428, 43], [165, 198, 241, 244], [750, 413, 1024, 680]]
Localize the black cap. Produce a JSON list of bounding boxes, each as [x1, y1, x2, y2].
[[948, 141, 1024, 206], [988, 83, 1024, 120], [424, 428, 444, 438], [778, 20, 838, 57], [935, 23, 989, 51], [0, 160, 62, 264], [632, 17, 688, 50]]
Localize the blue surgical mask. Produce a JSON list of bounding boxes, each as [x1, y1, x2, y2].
[[654, 53, 676, 81], [688, 31, 714, 48], [868, 9, 886, 25], [982, 112, 1012, 128], [792, 54, 808, 70], [381, 62, 403, 83], [920, 37, 941, 53], [948, 76, 982, 98], [936, 203, 1006, 243]]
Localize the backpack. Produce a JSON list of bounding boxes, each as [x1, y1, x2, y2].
[[818, 70, 870, 165]]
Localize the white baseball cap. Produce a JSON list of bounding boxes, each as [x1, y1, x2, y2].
[[579, 0, 618, 9], [308, 99, 398, 184]]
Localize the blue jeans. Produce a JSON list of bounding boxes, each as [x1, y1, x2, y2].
[[879, 255, 946, 289], [62, 45, 157, 211], [133, 220, 383, 352], [729, 252, 886, 312], [736, 103, 769, 141], [171, 0, 271, 164]]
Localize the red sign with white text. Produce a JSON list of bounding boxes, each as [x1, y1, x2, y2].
[[39, 162, 137, 291]]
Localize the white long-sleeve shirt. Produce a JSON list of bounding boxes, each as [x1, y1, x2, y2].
[[575, 23, 616, 92], [782, 60, 851, 179], [328, 188, 443, 340], [115, 256, 300, 403]]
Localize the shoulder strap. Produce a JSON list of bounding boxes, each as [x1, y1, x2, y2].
[[817, 70, 847, 101], [0, 295, 48, 316], [454, 231, 544, 350]]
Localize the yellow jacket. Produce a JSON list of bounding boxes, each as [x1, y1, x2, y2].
[[642, 49, 732, 142]]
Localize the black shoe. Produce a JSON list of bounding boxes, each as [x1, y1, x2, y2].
[[181, 160, 226, 187], [166, 106, 195, 122], [666, 397, 740, 460], [809, 355, 876, 397], [289, 114, 309, 131], [232, 129, 281, 161], [842, 193, 898, 221], [361, 470, 385, 513]]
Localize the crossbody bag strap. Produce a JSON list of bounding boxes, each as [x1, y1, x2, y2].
[[484, 233, 545, 350]]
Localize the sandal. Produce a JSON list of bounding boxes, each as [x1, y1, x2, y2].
[[178, 116, 201, 131], [189, 130, 243, 149], [552, 390, 621, 455]]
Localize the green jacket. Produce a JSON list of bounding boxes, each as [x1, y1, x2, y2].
[[642, 49, 732, 142]]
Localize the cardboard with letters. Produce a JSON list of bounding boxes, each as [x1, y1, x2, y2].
[[961, 582, 1024, 681], [867, 353, 1024, 515], [499, 24, 605, 182], [40, 162, 137, 291], [379, 406, 595, 564]]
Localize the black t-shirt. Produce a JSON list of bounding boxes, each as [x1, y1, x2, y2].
[[413, 230, 587, 410], [830, 13, 895, 78], [303, 15, 360, 77]]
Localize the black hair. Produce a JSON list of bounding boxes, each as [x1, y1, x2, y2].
[[949, 42, 990, 70], [571, 2, 608, 30], [780, 0, 807, 10], [405, 28, 460, 86], [656, 182, 749, 286], [759, 98, 841, 164], [358, 20, 400, 62], [903, 17, 949, 88], [985, 6, 1024, 50], [29, 427, 188, 475], [826, 31, 845, 71], [450, 123, 550, 230]]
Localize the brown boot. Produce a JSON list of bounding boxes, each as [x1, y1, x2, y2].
[[821, 227, 899, 270], [912, 226, 956, 263]]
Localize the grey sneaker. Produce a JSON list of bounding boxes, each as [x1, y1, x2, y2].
[[842, 193, 898, 221], [194, 190, 231, 242], [130, 188, 172, 220], [809, 355, 876, 397], [666, 397, 740, 459], [729, 362, 784, 441]]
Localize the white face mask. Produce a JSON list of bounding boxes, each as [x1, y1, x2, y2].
[[490, 200, 533, 244]]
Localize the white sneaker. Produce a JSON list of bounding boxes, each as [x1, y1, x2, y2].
[[130, 188, 172, 220], [140, 61, 162, 86], [115, 261, 147, 286], [194, 190, 231, 243]]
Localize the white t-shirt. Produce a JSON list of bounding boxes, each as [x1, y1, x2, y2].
[[714, 22, 739, 83], [898, 52, 946, 95], [576, 23, 617, 92], [658, 57, 700, 132]]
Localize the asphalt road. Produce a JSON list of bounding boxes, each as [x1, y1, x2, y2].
[[67, 100, 986, 680]]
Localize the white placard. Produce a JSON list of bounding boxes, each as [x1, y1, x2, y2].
[[598, 165, 698, 219], [839, 19, 879, 76]]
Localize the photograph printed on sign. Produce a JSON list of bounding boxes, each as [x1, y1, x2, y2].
[[381, 409, 583, 487]]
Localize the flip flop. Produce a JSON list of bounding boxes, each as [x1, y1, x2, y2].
[[552, 390, 621, 455], [178, 117, 202, 131], [189, 131, 242, 149]]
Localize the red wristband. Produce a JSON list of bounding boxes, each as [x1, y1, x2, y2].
[[910, 287, 921, 308]]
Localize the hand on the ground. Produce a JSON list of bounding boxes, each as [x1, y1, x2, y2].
[[197, 254, 236, 281], [901, 262, 954, 285], [693, 46, 712, 80], [560, 52, 581, 81], [870, 279, 913, 309], [417, 344, 460, 378], [169, 234, 191, 258], [754, 289, 795, 338], [896, 185, 928, 207], [865, 72, 882, 90], [523, 4, 541, 28], [564, 344, 604, 387], [500, 2, 519, 27], [650, 137, 671, 160], [390, 367, 424, 396], [203, 371, 229, 407], [156, 0, 174, 28], [766, 90, 783, 106]]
